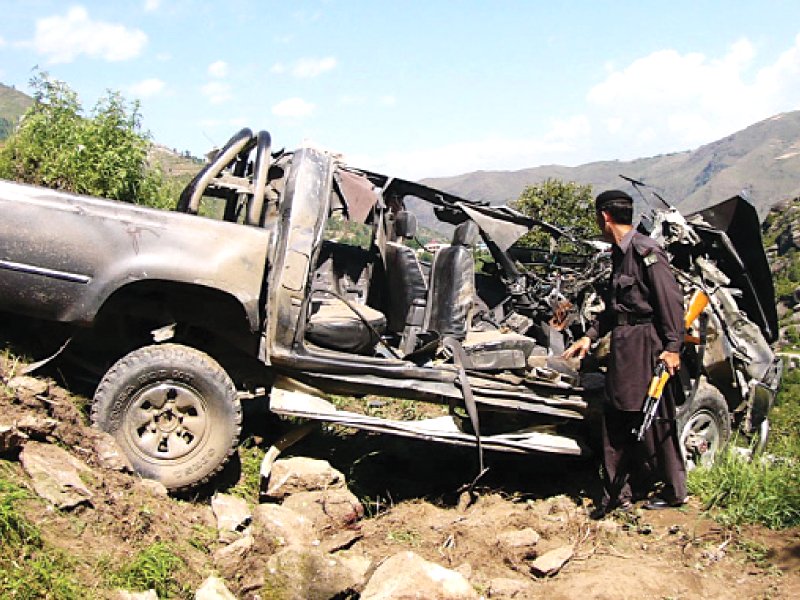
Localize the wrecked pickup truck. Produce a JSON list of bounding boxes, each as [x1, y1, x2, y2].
[[0, 128, 782, 492]]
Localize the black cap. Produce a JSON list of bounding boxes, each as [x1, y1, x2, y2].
[[595, 189, 633, 211]]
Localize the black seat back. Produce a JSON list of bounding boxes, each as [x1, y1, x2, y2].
[[384, 211, 428, 333], [424, 221, 479, 339]]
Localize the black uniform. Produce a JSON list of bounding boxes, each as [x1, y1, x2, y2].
[[586, 228, 686, 508]]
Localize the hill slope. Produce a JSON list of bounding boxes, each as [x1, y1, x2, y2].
[[422, 112, 800, 217], [0, 83, 33, 140]]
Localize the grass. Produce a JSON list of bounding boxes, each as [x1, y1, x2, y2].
[[687, 355, 800, 530], [385, 528, 421, 546], [688, 445, 800, 529], [0, 474, 88, 599], [108, 542, 188, 598], [227, 437, 267, 502]]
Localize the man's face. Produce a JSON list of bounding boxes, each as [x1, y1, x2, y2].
[[596, 210, 609, 240]]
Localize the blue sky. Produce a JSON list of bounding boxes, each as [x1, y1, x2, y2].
[[2, 1, 800, 179]]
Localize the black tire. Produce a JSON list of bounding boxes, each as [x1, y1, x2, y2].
[[677, 379, 732, 469], [91, 343, 242, 493]]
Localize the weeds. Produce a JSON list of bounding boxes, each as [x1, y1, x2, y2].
[[385, 528, 421, 546], [228, 437, 266, 501], [109, 542, 188, 598], [688, 445, 800, 529], [0, 476, 88, 599]]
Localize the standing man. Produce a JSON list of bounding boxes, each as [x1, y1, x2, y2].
[[563, 189, 687, 518]]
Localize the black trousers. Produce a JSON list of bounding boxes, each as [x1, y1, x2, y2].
[[600, 402, 687, 506]]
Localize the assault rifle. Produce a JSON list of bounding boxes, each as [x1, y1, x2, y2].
[[634, 289, 710, 441]]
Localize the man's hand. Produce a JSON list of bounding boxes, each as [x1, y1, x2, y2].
[[659, 350, 680, 376], [563, 336, 592, 360]]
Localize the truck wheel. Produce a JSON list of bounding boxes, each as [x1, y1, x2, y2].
[[92, 344, 242, 493], [677, 380, 731, 470]]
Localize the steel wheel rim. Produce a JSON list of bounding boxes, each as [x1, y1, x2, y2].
[[681, 409, 721, 469], [124, 382, 208, 462]]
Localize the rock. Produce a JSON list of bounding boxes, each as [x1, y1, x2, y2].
[[361, 551, 478, 600], [497, 527, 540, 549], [486, 577, 533, 598], [213, 534, 255, 574], [15, 414, 58, 439], [281, 488, 364, 532], [19, 441, 93, 510], [94, 432, 134, 472], [137, 478, 169, 497], [262, 547, 362, 600], [252, 503, 319, 548], [211, 493, 252, 542], [0, 423, 28, 453], [195, 576, 237, 600], [115, 590, 158, 599], [319, 528, 362, 553], [336, 550, 374, 587], [530, 545, 574, 577], [7, 375, 49, 397], [262, 456, 345, 500]]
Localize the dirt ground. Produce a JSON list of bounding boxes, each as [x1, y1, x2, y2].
[[1, 353, 799, 599]]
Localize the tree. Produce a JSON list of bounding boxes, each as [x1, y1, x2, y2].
[[0, 71, 171, 208], [509, 178, 598, 253]]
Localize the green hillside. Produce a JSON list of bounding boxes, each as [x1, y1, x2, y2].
[[0, 83, 34, 141]]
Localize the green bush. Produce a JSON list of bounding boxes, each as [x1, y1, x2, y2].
[[0, 70, 173, 209]]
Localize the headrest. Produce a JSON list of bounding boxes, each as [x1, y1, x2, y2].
[[394, 211, 417, 238], [452, 220, 480, 246]]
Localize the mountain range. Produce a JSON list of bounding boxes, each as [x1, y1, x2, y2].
[[421, 111, 800, 219]]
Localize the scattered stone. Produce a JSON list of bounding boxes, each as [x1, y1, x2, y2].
[[497, 527, 540, 549], [115, 590, 158, 599], [19, 441, 93, 509], [263, 547, 362, 600], [319, 528, 362, 553], [7, 375, 49, 397], [262, 456, 345, 500], [94, 432, 134, 472], [0, 423, 28, 452], [15, 414, 58, 439], [282, 488, 364, 531], [252, 503, 319, 548], [487, 576, 533, 598], [137, 478, 169, 497], [213, 534, 255, 574], [195, 576, 237, 600], [211, 493, 252, 542], [361, 551, 478, 600], [336, 550, 374, 587], [530, 545, 573, 577]]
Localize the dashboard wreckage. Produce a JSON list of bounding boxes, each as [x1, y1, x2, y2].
[[0, 128, 782, 492]]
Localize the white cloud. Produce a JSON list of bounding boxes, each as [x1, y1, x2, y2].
[[144, 0, 161, 12], [0, 36, 6, 47], [32, 6, 147, 64], [272, 97, 315, 118], [379, 95, 397, 107], [272, 57, 337, 79], [208, 60, 228, 78], [201, 81, 233, 105], [128, 78, 166, 98], [584, 36, 800, 157]]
